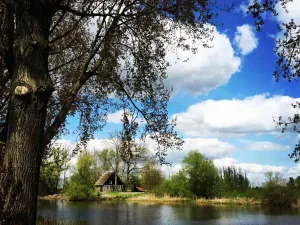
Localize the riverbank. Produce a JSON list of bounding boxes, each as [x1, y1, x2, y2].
[[127, 194, 261, 205], [40, 193, 300, 208], [39, 192, 145, 201], [39, 193, 262, 205]]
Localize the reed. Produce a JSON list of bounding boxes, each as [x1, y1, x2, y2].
[[127, 194, 188, 202], [195, 197, 261, 205]]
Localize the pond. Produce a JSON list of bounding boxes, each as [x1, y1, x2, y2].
[[37, 200, 300, 225]]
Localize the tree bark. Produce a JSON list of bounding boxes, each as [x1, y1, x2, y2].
[[0, 2, 52, 225]]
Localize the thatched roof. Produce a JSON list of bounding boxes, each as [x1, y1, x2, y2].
[[95, 171, 124, 186]]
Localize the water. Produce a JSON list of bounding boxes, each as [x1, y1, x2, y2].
[[37, 201, 300, 225]]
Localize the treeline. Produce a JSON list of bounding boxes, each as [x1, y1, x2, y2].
[[154, 151, 300, 207], [154, 151, 251, 199], [39, 147, 300, 207]]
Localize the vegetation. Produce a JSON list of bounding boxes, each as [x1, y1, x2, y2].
[[65, 152, 98, 201], [1, 0, 214, 222], [141, 158, 164, 191], [38, 147, 300, 209], [0, 0, 299, 223], [261, 171, 300, 207], [39, 147, 70, 196]]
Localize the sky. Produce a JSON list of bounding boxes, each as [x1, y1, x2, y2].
[[58, 0, 300, 185]]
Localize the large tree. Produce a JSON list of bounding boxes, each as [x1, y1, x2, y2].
[[0, 0, 223, 224], [248, 0, 300, 161]]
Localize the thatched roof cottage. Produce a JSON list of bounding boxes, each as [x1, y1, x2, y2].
[[95, 171, 125, 192]]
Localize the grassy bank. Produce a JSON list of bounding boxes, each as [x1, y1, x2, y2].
[[127, 194, 188, 202], [195, 197, 261, 205], [100, 191, 145, 200], [127, 194, 261, 205]]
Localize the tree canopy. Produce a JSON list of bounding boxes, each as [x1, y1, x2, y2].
[[0, 1, 227, 223], [248, 0, 300, 162]]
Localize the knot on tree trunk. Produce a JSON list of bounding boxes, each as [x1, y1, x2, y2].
[[14, 86, 30, 96]]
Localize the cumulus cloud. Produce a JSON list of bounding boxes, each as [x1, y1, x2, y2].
[[165, 26, 241, 96], [246, 141, 290, 152], [239, 0, 258, 15], [107, 110, 124, 124], [106, 110, 145, 124], [275, 0, 300, 24], [234, 24, 258, 55], [61, 137, 236, 167], [173, 94, 300, 137], [133, 137, 236, 162]]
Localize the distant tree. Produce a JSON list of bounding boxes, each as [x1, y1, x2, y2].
[[119, 143, 149, 188], [95, 148, 116, 173], [182, 151, 219, 198], [221, 166, 250, 193], [248, 0, 300, 162], [141, 158, 163, 190], [66, 151, 97, 201], [262, 171, 297, 207], [163, 170, 192, 197], [119, 110, 150, 187], [39, 146, 69, 196]]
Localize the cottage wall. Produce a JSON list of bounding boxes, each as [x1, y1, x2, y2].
[[102, 185, 124, 192], [95, 171, 125, 192]]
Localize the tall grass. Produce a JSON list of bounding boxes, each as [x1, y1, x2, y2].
[[195, 197, 261, 206], [127, 194, 188, 202]]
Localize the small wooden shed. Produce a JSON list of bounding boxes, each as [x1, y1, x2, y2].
[[95, 171, 125, 192]]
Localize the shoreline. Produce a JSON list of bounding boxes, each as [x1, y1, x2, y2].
[[38, 193, 262, 206], [39, 193, 300, 208]]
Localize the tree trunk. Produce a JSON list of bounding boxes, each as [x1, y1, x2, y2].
[[115, 146, 119, 192], [0, 2, 52, 225]]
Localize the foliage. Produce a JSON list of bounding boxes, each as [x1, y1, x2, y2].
[[39, 147, 70, 196], [140, 158, 163, 190], [248, 0, 300, 162], [155, 170, 192, 198], [0, 0, 227, 222], [65, 151, 98, 201], [94, 148, 116, 176], [129, 173, 141, 190], [262, 171, 297, 207], [219, 166, 250, 194], [182, 151, 219, 198]]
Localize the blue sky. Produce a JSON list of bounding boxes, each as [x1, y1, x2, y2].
[[59, 0, 300, 184]]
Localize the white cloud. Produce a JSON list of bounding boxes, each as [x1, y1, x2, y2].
[[173, 94, 300, 137], [141, 137, 236, 162], [234, 24, 258, 55], [239, 0, 258, 15], [107, 110, 145, 124], [165, 26, 241, 96], [62, 137, 236, 167], [246, 141, 290, 152], [107, 110, 124, 124], [276, 1, 300, 24], [287, 164, 300, 175]]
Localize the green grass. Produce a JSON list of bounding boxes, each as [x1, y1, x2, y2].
[[100, 191, 145, 200]]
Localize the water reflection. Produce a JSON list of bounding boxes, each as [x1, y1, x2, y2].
[[37, 201, 300, 225]]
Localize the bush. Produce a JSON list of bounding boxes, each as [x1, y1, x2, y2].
[[65, 183, 97, 201], [262, 172, 297, 207], [65, 151, 98, 201]]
